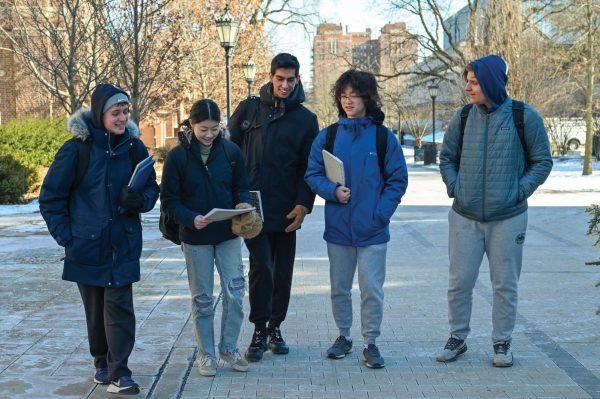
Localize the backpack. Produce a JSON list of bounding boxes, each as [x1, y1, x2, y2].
[[159, 131, 238, 245], [459, 100, 528, 166], [324, 123, 388, 178], [72, 137, 138, 189], [240, 96, 261, 133]]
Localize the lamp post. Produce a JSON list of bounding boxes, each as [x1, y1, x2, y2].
[[242, 59, 257, 97], [215, 5, 240, 119], [428, 83, 439, 164]]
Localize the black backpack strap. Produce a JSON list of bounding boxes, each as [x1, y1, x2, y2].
[[376, 125, 388, 178], [241, 96, 262, 133], [222, 140, 238, 199], [73, 138, 90, 189], [325, 123, 338, 154], [459, 104, 474, 154], [512, 100, 528, 166]]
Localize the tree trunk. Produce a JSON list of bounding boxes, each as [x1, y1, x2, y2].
[[583, 0, 594, 175]]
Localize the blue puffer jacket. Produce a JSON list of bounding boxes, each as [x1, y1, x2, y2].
[[305, 116, 408, 247], [439, 98, 553, 222], [39, 109, 159, 287]]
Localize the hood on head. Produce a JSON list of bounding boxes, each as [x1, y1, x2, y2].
[[90, 83, 130, 129], [470, 54, 508, 111], [67, 109, 140, 141]]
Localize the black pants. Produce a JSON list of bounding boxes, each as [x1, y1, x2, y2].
[[77, 283, 135, 381], [245, 231, 296, 329]]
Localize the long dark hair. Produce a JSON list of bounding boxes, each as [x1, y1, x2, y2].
[[331, 70, 382, 118], [180, 99, 221, 129]]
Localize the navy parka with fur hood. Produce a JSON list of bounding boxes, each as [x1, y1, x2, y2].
[[39, 85, 159, 287]]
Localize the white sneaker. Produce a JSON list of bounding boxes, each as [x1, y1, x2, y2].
[[220, 350, 249, 372], [198, 355, 217, 377], [492, 341, 513, 367]]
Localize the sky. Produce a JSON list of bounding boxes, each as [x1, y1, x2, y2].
[[266, 0, 469, 86]]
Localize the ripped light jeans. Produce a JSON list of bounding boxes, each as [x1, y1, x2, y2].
[[182, 238, 245, 358]]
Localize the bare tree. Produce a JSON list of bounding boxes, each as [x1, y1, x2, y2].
[[0, 0, 109, 114], [543, 0, 600, 174], [101, 0, 180, 123]]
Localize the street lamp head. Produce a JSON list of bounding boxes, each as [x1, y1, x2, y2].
[[243, 60, 257, 83], [215, 5, 240, 49], [428, 83, 439, 100]]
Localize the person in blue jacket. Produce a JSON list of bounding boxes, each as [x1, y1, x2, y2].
[[437, 55, 552, 367], [160, 99, 262, 377], [39, 83, 159, 395], [305, 70, 408, 369]]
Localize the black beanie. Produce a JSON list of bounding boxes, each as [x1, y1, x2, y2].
[[90, 83, 129, 129]]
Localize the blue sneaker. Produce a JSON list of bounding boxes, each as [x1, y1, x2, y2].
[[93, 367, 109, 384], [107, 376, 140, 395]]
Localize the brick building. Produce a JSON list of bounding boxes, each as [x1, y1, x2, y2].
[[312, 22, 418, 90]]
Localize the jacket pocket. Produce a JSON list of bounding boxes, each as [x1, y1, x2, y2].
[[124, 221, 143, 261], [65, 224, 102, 265]]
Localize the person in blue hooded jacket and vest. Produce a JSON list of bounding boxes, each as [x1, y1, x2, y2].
[[437, 55, 552, 367], [39, 83, 159, 394], [305, 70, 408, 369]]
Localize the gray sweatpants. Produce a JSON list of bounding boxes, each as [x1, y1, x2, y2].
[[327, 242, 387, 345], [447, 209, 528, 343]]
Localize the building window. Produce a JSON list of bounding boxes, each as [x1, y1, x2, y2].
[[329, 39, 338, 54]]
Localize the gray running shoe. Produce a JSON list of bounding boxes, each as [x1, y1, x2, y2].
[[436, 337, 467, 362], [362, 344, 385, 369], [492, 341, 513, 367], [326, 336, 353, 359]]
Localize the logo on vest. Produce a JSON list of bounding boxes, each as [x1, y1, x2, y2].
[[501, 126, 510, 131], [515, 233, 525, 244]]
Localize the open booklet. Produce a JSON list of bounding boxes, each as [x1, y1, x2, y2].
[[322, 149, 345, 186], [202, 207, 256, 222]]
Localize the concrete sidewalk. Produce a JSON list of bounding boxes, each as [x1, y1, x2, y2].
[[1, 166, 599, 399]]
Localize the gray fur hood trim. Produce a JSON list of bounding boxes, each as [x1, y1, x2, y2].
[[67, 109, 140, 140]]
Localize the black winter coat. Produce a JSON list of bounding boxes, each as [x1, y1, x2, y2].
[[39, 109, 159, 287], [160, 132, 251, 245], [228, 80, 319, 232]]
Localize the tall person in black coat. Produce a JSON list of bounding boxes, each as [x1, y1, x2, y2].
[[228, 53, 319, 362], [39, 83, 159, 395]]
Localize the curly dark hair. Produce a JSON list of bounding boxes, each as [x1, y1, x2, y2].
[[331, 70, 382, 118]]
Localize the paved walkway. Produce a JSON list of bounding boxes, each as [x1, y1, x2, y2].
[[1, 165, 599, 399]]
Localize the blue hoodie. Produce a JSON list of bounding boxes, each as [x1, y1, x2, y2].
[[470, 54, 508, 111]]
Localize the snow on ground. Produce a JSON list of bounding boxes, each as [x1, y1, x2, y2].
[[0, 149, 598, 216]]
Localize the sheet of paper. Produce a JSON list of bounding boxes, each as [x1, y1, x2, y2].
[[202, 207, 256, 222]]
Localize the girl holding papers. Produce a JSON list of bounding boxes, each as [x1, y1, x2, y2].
[[160, 99, 262, 377], [305, 70, 408, 370]]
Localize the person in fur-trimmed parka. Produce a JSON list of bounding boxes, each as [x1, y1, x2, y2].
[[39, 83, 159, 395]]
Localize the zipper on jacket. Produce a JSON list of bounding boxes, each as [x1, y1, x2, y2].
[[481, 115, 489, 221]]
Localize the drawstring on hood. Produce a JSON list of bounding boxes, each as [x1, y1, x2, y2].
[[470, 54, 508, 111]]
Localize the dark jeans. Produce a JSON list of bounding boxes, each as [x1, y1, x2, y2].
[[245, 231, 296, 330], [78, 283, 135, 381]]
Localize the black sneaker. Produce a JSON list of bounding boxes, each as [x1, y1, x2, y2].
[[245, 330, 268, 362], [326, 336, 353, 359], [362, 344, 385, 369], [436, 336, 467, 362], [268, 326, 289, 354], [493, 341, 513, 367]]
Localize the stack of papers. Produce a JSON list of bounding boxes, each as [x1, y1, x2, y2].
[[249, 191, 264, 221], [202, 207, 256, 221], [322, 149, 345, 186]]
